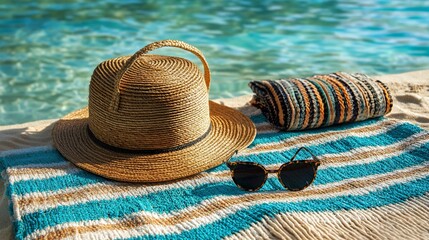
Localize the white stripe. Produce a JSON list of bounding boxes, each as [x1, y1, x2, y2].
[[12, 129, 429, 219], [320, 131, 429, 168], [239, 119, 395, 156], [7, 162, 79, 184], [25, 163, 429, 240], [225, 193, 429, 240]]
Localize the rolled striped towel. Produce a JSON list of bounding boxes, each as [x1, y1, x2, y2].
[[249, 72, 393, 131]]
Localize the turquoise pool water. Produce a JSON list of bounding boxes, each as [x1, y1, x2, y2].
[[1, 0, 428, 125]]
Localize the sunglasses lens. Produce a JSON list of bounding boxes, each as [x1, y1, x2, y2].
[[232, 164, 266, 191], [279, 162, 316, 191]]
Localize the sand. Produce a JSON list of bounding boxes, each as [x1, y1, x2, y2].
[[1, 70, 428, 238]]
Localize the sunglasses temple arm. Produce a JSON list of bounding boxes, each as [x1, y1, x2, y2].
[[290, 147, 321, 162]]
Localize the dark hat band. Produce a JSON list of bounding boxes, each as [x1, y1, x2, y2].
[[86, 124, 212, 154]]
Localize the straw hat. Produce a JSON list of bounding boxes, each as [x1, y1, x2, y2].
[[52, 40, 256, 182]]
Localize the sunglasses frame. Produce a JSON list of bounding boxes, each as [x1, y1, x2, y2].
[[226, 147, 321, 191]]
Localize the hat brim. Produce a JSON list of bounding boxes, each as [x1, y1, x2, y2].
[[52, 101, 256, 182]]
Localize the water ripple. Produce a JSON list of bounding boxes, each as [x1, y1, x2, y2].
[[0, 0, 428, 125]]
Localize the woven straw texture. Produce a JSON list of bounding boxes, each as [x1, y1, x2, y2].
[[52, 40, 256, 182], [1, 108, 429, 239], [249, 72, 393, 131]]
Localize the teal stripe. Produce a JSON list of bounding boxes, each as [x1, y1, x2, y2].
[[1, 148, 64, 169], [250, 114, 268, 124], [10, 121, 421, 195], [16, 141, 429, 239], [252, 117, 387, 144], [141, 176, 429, 240]]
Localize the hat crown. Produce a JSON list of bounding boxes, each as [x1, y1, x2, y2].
[[88, 40, 211, 150]]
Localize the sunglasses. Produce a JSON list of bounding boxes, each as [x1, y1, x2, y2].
[[226, 147, 321, 191]]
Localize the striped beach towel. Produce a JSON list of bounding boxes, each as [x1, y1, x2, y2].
[[1, 108, 429, 239]]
